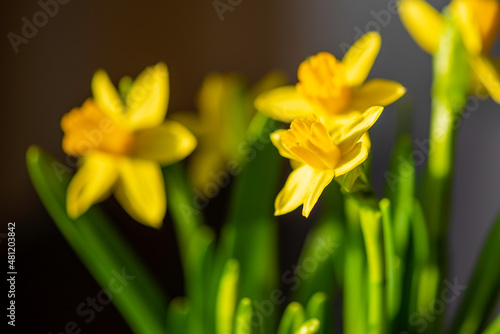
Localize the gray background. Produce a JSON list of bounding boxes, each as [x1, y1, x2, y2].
[[1, 0, 499, 332]]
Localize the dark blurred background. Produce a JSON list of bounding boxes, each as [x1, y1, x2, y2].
[[1, 0, 499, 332]]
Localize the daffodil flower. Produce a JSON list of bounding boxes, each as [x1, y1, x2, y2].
[[61, 63, 197, 228], [254, 32, 405, 126], [399, 0, 500, 102], [170, 71, 286, 189], [271, 106, 383, 217]]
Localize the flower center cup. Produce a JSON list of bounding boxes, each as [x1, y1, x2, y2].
[[282, 116, 341, 170], [61, 99, 134, 157], [296, 52, 351, 115]]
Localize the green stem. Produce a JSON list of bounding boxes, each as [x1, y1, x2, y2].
[[359, 206, 385, 334], [343, 197, 367, 334], [346, 185, 385, 334], [422, 10, 470, 332]]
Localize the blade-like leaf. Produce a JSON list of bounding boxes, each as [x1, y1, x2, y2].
[[294, 182, 343, 305], [166, 298, 190, 334], [305, 292, 329, 334], [277, 302, 305, 334], [26, 146, 166, 334], [380, 198, 399, 324], [294, 319, 320, 334], [384, 134, 414, 257], [163, 162, 203, 262], [450, 213, 500, 334], [483, 312, 500, 334], [235, 298, 253, 334], [220, 116, 282, 331], [185, 226, 215, 334], [216, 259, 239, 334]]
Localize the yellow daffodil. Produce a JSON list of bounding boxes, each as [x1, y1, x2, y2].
[[271, 106, 383, 217], [171, 71, 286, 190], [399, 0, 500, 102], [61, 63, 197, 228], [254, 32, 405, 126]]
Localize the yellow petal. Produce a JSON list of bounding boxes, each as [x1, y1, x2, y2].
[[91, 69, 125, 120], [254, 86, 315, 123], [321, 111, 361, 132], [115, 158, 166, 228], [270, 129, 300, 161], [450, 0, 483, 55], [350, 79, 406, 111], [125, 63, 169, 130], [275, 165, 316, 216], [168, 111, 206, 136], [399, 0, 445, 54], [132, 120, 197, 166], [470, 0, 500, 53], [66, 152, 118, 219], [470, 56, 500, 104], [334, 142, 369, 176], [361, 132, 372, 151], [342, 31, 381, 87], [330, 106, 384, 155], [198, 72, 240, 124], [303, 170, 334, 218]]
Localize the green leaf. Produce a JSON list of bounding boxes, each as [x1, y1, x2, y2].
[[408, 200, 439, 331], [294, 183, 343, 304], [166, 298, 190, 334], [450, 213, 500, 334], [163, 162, 203, 263], [483, 312, 500, 334], [185, 226, 216, 334], [294, 319, 321, 334], [384, 134, 414, 257], [235, 298, 254, 334], [380, 198, 399, 323], [220, 116, 282, 331], [26, 146, 166, 334], [216, 259, 240, 334], [277, 302, 305, 334], [305, 292, 329, 334]]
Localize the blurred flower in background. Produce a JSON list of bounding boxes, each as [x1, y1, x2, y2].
[[61, 63, 197, 228], [399, 0, 500, 102], [171, 71, 286, 190]]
